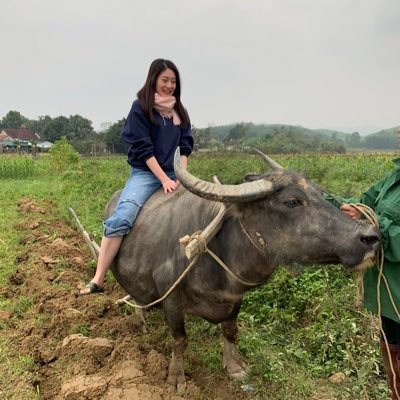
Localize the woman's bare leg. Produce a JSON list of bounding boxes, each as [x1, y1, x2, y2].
[[79, 235, 123, 294]]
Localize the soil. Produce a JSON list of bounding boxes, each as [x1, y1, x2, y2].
[[0, 198, 252, 400]]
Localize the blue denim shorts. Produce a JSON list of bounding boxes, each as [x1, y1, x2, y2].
[[103, 168, 176, 237]]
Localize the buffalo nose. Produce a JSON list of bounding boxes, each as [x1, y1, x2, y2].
[[360, 233, 380, 249]]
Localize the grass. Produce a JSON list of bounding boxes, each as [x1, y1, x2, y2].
[[0, 156, 35, 179], [12, 296, 34, 319], [0, 157, 58, 399], [0, 194, 24, 285], [0, 338, 39, 400], [70, 323, 91, 337]]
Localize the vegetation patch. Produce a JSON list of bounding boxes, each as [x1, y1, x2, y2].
[[0, 156, 35, 179]]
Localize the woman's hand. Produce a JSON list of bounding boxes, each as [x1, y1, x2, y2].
[[340, 204, 361, 220], [162, 178, 177, 194]]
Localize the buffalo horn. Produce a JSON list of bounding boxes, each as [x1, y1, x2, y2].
[[254, 149, 284, 170], [174, 148, 275, 203]]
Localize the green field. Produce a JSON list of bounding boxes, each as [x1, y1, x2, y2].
[[0, 151, 397, 399]]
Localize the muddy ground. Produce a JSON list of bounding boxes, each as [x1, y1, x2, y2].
[[1, 198, 251, 399]]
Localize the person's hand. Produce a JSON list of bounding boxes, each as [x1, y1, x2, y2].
[[340, 204, 361, 220], [162, 178, 177, 194]]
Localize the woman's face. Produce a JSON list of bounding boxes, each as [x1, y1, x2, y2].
[[155, 68, 176, 97]]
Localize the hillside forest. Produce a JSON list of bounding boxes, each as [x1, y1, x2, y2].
[[1, 110, 399, 155]]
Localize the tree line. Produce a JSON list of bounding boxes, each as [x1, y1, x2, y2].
[[0, 110, 127, 155], [1, 110, 398, 155]]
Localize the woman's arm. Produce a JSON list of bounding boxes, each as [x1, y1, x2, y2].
[[145, 155, 188, 193], [146, 156, 176, 193]]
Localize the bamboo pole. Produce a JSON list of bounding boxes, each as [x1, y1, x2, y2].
[[68, 207, 99, 260]]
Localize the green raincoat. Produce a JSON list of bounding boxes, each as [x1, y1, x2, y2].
[[326, 158, 400, 323]]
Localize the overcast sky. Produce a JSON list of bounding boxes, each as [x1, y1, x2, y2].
[[1, 0, 399, 134]]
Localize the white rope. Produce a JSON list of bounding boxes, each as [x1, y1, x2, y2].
[[120, 226, 261, 310], [119, 254, 200, 309]]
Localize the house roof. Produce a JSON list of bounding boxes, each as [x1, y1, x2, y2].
[[0, 140, 17, 147], [0, 132, 13, 141], [37, 141, 53, 148], [1, 128, 40, 141]]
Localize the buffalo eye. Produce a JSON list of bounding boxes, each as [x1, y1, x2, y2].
[[284, 199, 303, 208]]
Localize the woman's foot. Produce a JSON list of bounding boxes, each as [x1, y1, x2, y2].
[[79, 282, 104, 295]]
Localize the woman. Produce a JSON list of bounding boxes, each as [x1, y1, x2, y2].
[[326, 156, 400, 399], [80, 58, 193, 295]]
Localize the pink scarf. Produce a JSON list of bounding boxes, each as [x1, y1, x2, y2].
[[154, 93, 181, 126]]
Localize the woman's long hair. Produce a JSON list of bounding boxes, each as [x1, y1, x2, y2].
[[137, 59, 190, 128]]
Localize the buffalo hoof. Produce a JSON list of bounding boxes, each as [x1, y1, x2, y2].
[[224, 361, 250, 381], [223, 344, 250, 381], [229, 369, 249, 381], [167, 356, 186, 394]]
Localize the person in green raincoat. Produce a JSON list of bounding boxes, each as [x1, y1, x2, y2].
[[326, 156, 400, 399]]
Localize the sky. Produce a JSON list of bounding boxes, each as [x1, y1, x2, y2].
[[1, 0, 399, 134]]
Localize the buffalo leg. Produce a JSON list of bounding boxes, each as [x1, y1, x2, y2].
[[115, 295, 148, 333], [221, 303, 250, 380], [164, 306, 188, 393]]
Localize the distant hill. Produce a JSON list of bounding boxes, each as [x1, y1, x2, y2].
[[312, 129, 349, 141], [194, 123, 400, 153], [362, 126, 400, 149], [367, 126, 399, 137], [200, 122, 349, 142]]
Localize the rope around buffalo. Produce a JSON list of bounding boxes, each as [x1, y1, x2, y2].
[[119, 252, 201, 309], [120, 231, 260, 310], [70, 205, 259, 307]]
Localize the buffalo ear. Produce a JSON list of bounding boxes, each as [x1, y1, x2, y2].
[[244, 173, 262, 182]]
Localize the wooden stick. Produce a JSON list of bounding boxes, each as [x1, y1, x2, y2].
[[68, 207, 99, 260]]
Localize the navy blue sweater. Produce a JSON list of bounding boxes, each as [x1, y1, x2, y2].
[[121, 100, 193, 172]]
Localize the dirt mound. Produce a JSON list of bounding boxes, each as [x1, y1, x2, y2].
[[2, 198, 248, 399]]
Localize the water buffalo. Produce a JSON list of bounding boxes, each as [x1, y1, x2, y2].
[[108, 149, 380, 391]]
